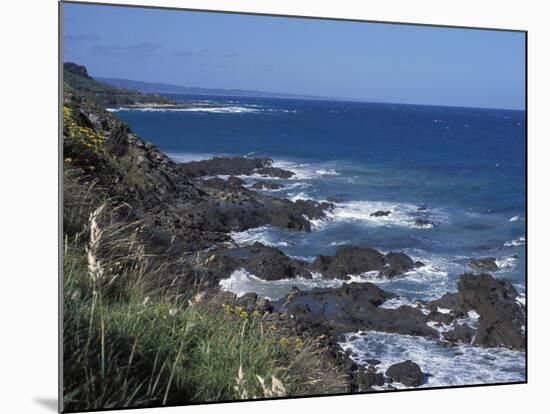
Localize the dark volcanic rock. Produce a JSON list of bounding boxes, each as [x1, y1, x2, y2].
[[442, 324, 475, 344], [283, 282, 397, 312], [370, 210, 391, 217], [426, 310, 455, 325], [193, 177, 331, 233], [414, 218, 435, 228], [458, 273, 525, 351], [227, 175, 246, 187], [354, 369, 385, 389], [179, 156, 273, 177], [310, 246, 386, 279], [213, 291, 273, 314], [251, 181, 284, 190], [338, 304, 440, 338], [202, 177, 229, 190], [178, 156, 295, 179], [468, 257, 499, 272], [244, 243, 310, 280], [427, 292, 464, 315], [385, 361, 424, 387], [280, 283, 439, 339], [310, 246, 418, 279], [202, 243, 311, 282], [381, 252, 416, 277], [293, 199, 329, 220], [255, 167, 294, 179]]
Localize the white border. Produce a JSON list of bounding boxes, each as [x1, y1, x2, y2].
[[2, 1, 547, 413]]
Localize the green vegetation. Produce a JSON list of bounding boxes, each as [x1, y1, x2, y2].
[[63, 105, 108, 172], [62, 63, 346, 410], [64, 62, 175, 107], [62, 170, 346, 411]]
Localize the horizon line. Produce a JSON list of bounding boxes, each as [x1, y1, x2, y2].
[[92, 72, 526, 112]]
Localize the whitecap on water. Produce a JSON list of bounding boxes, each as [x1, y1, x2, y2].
[[496, 256, 517, 270], [330, 240, 351, 246], [271, 159, 342, 180], [339, 331, 525, 388], [504, 237, 525, 247], [378, 297, 425, 311], [219, 268, 380, 301], [230, 226, 292, 248], [218, 252, 454, 303], [516, 293, 526, 306], [107, 105, 265, 114], [315, 168, 340, 176], [288, 192, 313, 202], [321, 200, 447, 229]]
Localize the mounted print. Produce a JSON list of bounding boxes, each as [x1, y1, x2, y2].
[[60, 1, 526, 412]]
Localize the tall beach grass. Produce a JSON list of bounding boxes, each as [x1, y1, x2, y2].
[[62, 172, 346, 411]]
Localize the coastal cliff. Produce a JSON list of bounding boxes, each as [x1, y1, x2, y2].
[[62, 63, 525, 410]]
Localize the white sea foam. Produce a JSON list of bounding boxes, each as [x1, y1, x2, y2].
[[243, 181, 311, 194], [287, 254, 453, 303], [288, 192, 313, 202], [320, 200, 445, 229], [315, 168, 340, 176], [339, 331, 525, 388], [330, 240, 351, 246], [271, 159, 342, 180], [496, 256, 517, 270], [219, 268, 380, 300], [468, 310, 480, 320], [107, 105, 263, 114], [426, 320, 455, 335], [378, 297, 427, 312], [288, 255, 316, 263], [258, 182, 311, 192], [107, 103, 299, 115], [219, 252, 488, 351], [504, 237, 526, 247], [516, 294, 526, 306], [364, 253, 456, 302], [180, 106, 261, 114], [509, 215, 522, 222], [230, 226, 293, 248]]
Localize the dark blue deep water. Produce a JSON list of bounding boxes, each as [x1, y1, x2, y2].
[[113, 95, 526, 386]]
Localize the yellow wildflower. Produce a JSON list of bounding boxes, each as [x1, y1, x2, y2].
[[279, 337, 290, 347]]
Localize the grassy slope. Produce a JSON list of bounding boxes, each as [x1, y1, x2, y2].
[[64, 62, 175, 107], [62, 67, 346, 411]]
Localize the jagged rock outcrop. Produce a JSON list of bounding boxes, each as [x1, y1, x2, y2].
[[458, 273, 525, 350], [385, 361, 424, 387], [310, 246, 419, 279]]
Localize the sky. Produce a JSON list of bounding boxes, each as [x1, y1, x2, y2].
[[62, 2, 526, 110]]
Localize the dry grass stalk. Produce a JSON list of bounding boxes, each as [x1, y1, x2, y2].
[[86, 204, 106, 282]]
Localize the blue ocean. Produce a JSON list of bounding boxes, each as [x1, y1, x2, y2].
[[112, 95, 526, 387]]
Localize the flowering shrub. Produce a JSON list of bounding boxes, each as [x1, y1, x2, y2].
[[63, 106, 107, 170]]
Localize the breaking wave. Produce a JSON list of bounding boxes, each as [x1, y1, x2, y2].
[[339, 331, 525, 389]]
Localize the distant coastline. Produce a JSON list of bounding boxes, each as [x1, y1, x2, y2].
[[95, 75, 372, 103], [95, 75, 524, 111]]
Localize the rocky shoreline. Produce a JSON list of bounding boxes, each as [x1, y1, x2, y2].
[[63, 64, 525, 392]]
